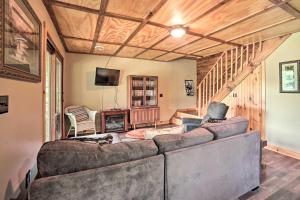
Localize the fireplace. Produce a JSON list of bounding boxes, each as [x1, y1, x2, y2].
[[101, 110, 129, 133]]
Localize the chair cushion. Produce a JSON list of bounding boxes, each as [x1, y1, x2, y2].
[[201, 116, 249, 139], [153, 128, 214, 153], [77, 120, 95, 131], [37, 139, 158, 177], [201, 102, 229, 124], [68, 106, 89, 122], [182, 118, 202, 124]]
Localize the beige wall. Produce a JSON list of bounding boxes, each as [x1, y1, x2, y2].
[[65, 53, 197, 123], [0, 0, 65, 199], [265, 32, 300, 154]]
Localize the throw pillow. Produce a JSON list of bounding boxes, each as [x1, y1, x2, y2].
[[68, 106, 89, 122]]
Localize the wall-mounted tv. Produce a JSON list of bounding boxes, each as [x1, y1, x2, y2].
[[95, 67, 120, 86]]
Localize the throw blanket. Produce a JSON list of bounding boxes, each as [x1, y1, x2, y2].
[[66, 134, 113, 145]]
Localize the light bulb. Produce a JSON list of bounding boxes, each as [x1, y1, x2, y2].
[[170, 26, 186, 38]]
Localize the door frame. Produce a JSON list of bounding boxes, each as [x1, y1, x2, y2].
[[43, 34, 64, 140]]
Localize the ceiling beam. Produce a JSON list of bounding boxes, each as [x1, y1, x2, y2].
[[49, 0, 242, 54], [63, 35, 199, 58], [187, 0, 232, 24], [42, 0, 68, 51], [269, 0, 300, 19], [90, 0, 109, 53], [187, 31, 240, 47], [104, 12, 142, 23], [227, 17, 296, 42], [66, 50, 186, 62], [134, 35, 171, 58], [171, 37, 203, 54], [113, 0, 169, 56], [207, 5, 277, 36], [51, 0, 99, 14]]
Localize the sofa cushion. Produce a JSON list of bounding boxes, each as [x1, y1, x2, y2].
[[153, 128, 213, 153], [37, 139, 158, 177], [201, 116, 249, 139]]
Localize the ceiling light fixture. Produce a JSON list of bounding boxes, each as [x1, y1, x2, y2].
[[170, 25, 187, 38], [95, 45, 104, 51]]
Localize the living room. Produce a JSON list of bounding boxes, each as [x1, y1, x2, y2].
[[1, 0, 300, 200]]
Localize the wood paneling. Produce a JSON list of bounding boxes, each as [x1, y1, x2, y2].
[[65, 38, 92, 52], [128, 24, 169, 48], [44, 0, 300, 61], [194, 44, 233, 57], [94, 43, 120, 54], [155, 53, 184, 61], [136, 50, 166, 60], [189, 0, 273, 34], [55, 0, 102, 9], [290, 0, 300, 11], [232, 19, 300, 45], [52, 5, 98, 40], [106, 0, 161, 19], [153, 34, 199, 51], [117, 46, 145, 57], [175, 39, 220, 54], [212, 8, 294, 41], [98, 17, 140, 43], [150, 0, 224, 26], [222, 65, 264, 135]]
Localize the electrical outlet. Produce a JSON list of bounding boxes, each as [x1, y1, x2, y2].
[[25, 170, 31, 189]]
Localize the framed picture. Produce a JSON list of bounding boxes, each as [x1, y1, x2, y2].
[[279, 60, 300, 93], [185, 80, 195, 96], [0, 96, 9, 114], [0, 0, 41, 82]]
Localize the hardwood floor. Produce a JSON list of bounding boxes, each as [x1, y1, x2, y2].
[[239, 149, 300, 200]]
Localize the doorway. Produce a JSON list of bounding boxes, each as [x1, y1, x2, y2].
[[44, 39, 63, 142]]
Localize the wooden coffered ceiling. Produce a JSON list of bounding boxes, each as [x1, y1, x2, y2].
[[43, 0, 300, 61]]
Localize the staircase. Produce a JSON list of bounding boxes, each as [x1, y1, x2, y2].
[[169, 35, 289, 125], [197, 35, 290, 117]]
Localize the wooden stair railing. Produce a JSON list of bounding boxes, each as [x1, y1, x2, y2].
[[198, 42, 260, 116]]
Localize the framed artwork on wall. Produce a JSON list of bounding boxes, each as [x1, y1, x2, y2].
[[279, 60, 300, 93], [185, 80, 195, 96], [0, 0, 41, 82]]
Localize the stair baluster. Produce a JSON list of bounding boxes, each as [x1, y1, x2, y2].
[[198, 42, 259, 116]]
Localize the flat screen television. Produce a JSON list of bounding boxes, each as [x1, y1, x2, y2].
[[95, 67, 120, 86]]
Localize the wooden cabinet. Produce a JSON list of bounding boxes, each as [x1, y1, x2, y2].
[[128, 75, 160, 127]]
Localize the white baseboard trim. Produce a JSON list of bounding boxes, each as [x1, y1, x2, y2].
[[265, 144, 300, 160]]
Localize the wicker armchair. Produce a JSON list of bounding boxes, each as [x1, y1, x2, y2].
[[65, 106, 97, 137]]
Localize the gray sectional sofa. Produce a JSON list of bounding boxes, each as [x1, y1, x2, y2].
[[29, 116, 261, 200]]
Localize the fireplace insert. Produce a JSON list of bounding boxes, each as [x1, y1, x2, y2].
[[101, 110, 129, 133]]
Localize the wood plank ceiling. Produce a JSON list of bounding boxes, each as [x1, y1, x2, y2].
[[43, 0, 300, 61]]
